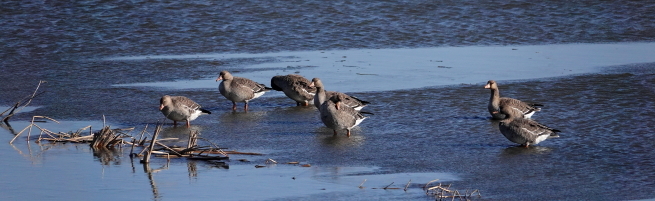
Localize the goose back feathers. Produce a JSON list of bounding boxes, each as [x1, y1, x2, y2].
[[498, 105, 560, 147], [270, 74, 316, 106]]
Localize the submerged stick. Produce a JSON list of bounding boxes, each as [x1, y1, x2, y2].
[[404, 179, 411, 191], [196, 136, 228, 156], [155, 142, 182, 157], [10, 116, 59, 144], [472, 189, 481, 197], [2, 80, 46, 123], [0, 102, 16, 117], [141, 124, 162, 163], [383, 182, 394, 190], [131, 125, 148, 157], [424, 179, 439, 190], [358, 179, 367, 189], [187, 130, 196, 150]]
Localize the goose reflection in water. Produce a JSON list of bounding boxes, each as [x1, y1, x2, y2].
[[500, 146, 553, 156]]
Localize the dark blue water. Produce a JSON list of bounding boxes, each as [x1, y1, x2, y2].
[[2, 1, 655, 200]]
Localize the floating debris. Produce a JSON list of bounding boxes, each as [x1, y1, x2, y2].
[[424, 179, 481, 201], [265, 158, 278, 164], [91, 126, 132, 148], [3, 80, 46, 125], [286, 65, 318, 69], [356, 73, 378, 75], [10, 116, 232, 166], [404, 179, 411, 191], [358, 179, 367, 189]]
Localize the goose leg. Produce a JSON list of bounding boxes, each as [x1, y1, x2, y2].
[[231, 101, 237, 111], [333, 130, 338, 136], [186, 121, 191, 128], [173, 120, 178, 127], [346, 130, 351, 137], [244, 102, 249, 111]]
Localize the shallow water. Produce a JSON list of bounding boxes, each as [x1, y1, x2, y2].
[[2, 0, 655, 200], [110, 42, 655, 93]]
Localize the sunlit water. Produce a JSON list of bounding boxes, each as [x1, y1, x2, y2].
[[2, 1, 655, 200]]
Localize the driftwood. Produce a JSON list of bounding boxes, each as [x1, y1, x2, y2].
[[372, 182, 400, 190], [10, 116, 60, 144], [10, 115, 232, 167], [137, 124, 231, 163], [405, 179, 412, 191], [91, 126, 133, 148], [189, 150, 263, 155], [130, 125, 149, 158], [2, 80, 47, 124], [187, 155, 230, 161], [424, 180, 482, 201], [353, 178, 480, 200], [141, 124, 162, 163]]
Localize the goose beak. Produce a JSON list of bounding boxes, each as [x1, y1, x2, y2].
[[309, 82, 315, 87], [484, 84, 490, 89], [215, 76, 223, 82], [159, 104, 165, 110], [335, 102, 341, 110]]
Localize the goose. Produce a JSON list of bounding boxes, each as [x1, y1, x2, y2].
[[485, 80, 542, 120], [498, 105, 560, 147], [159, 95, 211, 128], [216, 71, 271, 111], [270, 74, 316, 106], [310, 78, 368, 137]]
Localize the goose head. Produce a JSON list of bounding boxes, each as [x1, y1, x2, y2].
[[484, 80, 498, 89], [215, 71, 233, 82]]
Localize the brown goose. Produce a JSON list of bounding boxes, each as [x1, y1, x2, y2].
[[159, 95, 211, 128], [216, 71, 271, 111], [270, 74, 316, 106], [310, 78, 368, 137], [485, 80, 542, 120], [498, 105, 560, 147]]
